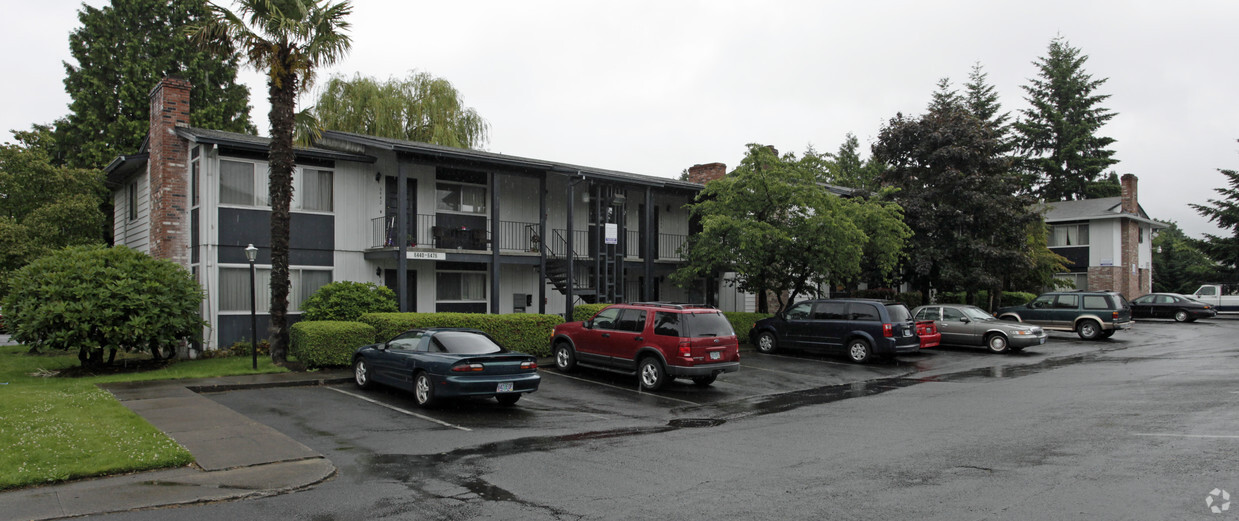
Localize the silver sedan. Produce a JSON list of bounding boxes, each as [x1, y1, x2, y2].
[[912, 304, 1049, 353]]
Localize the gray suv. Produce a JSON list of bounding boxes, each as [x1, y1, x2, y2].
[[995, 290, 1133, 340]]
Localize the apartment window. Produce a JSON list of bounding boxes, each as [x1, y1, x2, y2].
[[436, 183, 487, 214], [1054, 273, 1088, 290], [436, 271, 487, 302], [301, 168, 333, 211], [219, 267, 332, 313], [219, 159, 332, 211], [1049, 224, 1089, 247], [191, 159, 200, 207], [220, 159, 258, 205], [127, 181, 138, 221]]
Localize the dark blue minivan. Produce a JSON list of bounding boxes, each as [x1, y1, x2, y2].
[[749, 299, 920, 363]]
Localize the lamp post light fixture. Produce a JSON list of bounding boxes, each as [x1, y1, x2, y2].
[[244, 244, 259, 370]]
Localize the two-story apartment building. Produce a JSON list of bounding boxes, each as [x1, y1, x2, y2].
[[1043, 174, 1168, 298], [107, 78, 722, 349]]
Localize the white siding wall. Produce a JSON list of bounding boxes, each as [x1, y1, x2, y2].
[[1088, 219, 1118, 267], [113, 170, 151, 253], [1139, 223, 1154, 270]]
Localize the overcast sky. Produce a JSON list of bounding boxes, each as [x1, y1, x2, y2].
[[4, 1, 1237, 239]]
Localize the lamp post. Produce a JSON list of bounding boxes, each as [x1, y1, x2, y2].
[[244, 244, 259, 370]]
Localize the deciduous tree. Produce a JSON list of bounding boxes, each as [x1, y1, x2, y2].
[[308, 72, 489, 148], [1152, 222, 1218, 293], [673, 144, 909, 313], [191, 0, 353, 364]]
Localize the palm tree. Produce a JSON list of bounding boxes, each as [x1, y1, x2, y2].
[[191, 0, 352, 364]]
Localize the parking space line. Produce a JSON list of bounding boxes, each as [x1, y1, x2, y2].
[[327, 387, 472, 432], [1133, 433, 1239, 439], [540, 371, 701, 406]]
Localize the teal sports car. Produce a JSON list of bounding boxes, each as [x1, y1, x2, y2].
[[352, 328, 541, 407]]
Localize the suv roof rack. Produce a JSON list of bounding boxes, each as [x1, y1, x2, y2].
[[626, 302, 714, 310]]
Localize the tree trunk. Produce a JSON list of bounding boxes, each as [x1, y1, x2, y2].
[[266, 57, 298, 366], [757, 287, 768, 314]]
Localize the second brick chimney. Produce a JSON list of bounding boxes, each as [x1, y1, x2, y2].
[[687, 163, 726, 185], [1120, 174, 1139, 214], [148, 77, 192, 267]]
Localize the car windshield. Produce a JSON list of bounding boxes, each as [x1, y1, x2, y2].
[[884, 304, 913, 323], [684, 311, 735, 337], [432, 331, 504, 354], [960, 306, 996, 321]]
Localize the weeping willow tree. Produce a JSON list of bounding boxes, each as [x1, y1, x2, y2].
[[307, 71, 489, 148]]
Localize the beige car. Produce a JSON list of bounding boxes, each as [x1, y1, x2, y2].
[[912, 304, 1049, 353]]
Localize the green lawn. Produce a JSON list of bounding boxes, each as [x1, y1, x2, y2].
[[0, 344, 288, 490]]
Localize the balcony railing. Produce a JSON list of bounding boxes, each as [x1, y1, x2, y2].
[[370, 215, 687, 260]]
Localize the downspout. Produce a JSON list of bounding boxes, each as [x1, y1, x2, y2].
[[396, 159, 408, 312]]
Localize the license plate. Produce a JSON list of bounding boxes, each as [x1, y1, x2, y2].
[[496, 382, 514, 393], [709, 351, 721, 360]]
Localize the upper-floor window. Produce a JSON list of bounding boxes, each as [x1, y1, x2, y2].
[[1049, 224, 1089, 247], [127, 181, 138, 221], [436, 182, 486, 215], [219, 158, 333, 211]]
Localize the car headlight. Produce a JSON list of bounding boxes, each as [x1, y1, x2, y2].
[[1012, 330, 1032, 335]]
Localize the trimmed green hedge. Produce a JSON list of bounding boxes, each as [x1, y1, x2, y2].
[[290, 321, 377, 368], [573, 304, 610, 322], [358, 313, 564, 357], [723, 312, 771, 344]]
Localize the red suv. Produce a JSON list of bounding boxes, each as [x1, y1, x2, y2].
[[550, 303, 740, 390]]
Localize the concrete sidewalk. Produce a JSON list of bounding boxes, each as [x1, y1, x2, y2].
[[0, 369, 352, 520]]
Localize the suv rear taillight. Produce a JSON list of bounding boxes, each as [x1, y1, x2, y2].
[[883, 323, 894, 337], [679, 341, 692, 358], [1112, 311, 1119, 319]]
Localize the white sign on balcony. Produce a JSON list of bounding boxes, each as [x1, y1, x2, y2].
[[407, 251, 447, 260], [604, 223, 618, 245]]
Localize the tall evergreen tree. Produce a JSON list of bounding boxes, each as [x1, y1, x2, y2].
[[874, 87, 1040, 305], [308, 72, 489, 148], [1014, 37, 1119, 201], [192, 0, 352, 364], [1152, 222, 1218, 293], [57, 0, 254, 169], [964, 63, 1012, 151], [1189, 148, 1239, 282]]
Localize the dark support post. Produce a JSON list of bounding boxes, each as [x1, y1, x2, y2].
[[396, 161, 409, 312], [490, 171, 500, 314], [565, 176, 576, 321], [594, 183, 602, 303], [244, 243, 258, 369], [538, 175, 547, 314], [644, 187, 654, 301]]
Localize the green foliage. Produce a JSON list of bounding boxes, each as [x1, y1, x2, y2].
[[674, 144, 910, 313], [290, 320, 375, 368], [308, 72, 489, 148], [895, 291, 924, 308], [1014, 36, 1119, 201], [1190, 153, 1239, 282], [853, 288, 896, 300], [301, 281, 397, 321], [573, 303, 611, 322], [359, 313, 564, 357], [0, 128, 108, 293], [874, 83, 1040, 300], [722, 312, 772, 344], [804, 134, 886, 192], [191, 0, 354, 364], [2, 246, 204, 367], [1153, 223, 1219, 292], [55, 0, 254, 169]]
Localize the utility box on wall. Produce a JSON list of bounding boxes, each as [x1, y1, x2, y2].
[[513, 293, 530, 313]]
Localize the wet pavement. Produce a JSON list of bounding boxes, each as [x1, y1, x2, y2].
[[9, 317, 1239, 519]]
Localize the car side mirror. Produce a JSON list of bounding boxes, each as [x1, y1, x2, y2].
[[584, 319, 593, 329], [960, 317, 970, 323]]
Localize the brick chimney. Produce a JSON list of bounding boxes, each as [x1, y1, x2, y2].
[[1120, 174, 1138, 214], [687, 163, 726, 185], [148, 77, 192, 267]]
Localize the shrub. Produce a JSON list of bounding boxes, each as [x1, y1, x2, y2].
[[2, 245, 204, 367], [893, 291, 923, 308], [359, 313, 564, 357], [722, 312, 771, 344], [936, 290, 1038, 310], [853, 288, 897, 300], [290, 321, 377, 368], [301, 281, 397, 321], [573, 303, 610, 322]]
